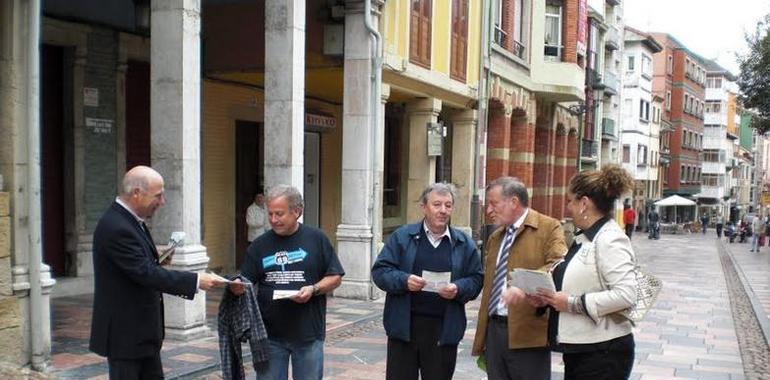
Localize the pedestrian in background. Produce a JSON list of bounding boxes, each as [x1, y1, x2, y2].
[[751, 215, 763, 252], [700, 214, 710, 235], [539, 165, 638, 380], [246, 192, 269, 243], [716, 214, 724, 239], [372, 183, 483, 380], [231, 184, 345, 380], [89, 166, 223, 379], [471, 177, 566, 380], [622, 203, 636, 239]]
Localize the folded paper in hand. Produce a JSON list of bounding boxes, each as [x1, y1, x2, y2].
[[273, 290, 299, 300], [510, 268, 555, 295], [422, 270, 451, 293], [158, 231, 186, 263]]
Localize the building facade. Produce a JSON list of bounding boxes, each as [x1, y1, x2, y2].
[[699, 60, 741, 220], [651, 33, 706, 222], [483, 0, 583, 222], [621, 27, 662, 217]]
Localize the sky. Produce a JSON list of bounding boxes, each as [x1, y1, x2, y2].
[[623, 0, 770, 75]]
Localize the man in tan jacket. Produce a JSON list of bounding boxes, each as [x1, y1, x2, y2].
[[472, 177, 566, 380]]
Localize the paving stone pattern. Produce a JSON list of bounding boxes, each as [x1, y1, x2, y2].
[[48, 233, 770, 379]]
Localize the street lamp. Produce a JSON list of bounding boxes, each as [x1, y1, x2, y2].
[[568, 102, 589, 172]]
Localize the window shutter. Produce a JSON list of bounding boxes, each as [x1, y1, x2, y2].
[[450, 0, 468, 82], [410, 0, 432, 68]]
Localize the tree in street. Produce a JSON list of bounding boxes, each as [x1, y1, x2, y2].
[[737, 14, 770, 133]]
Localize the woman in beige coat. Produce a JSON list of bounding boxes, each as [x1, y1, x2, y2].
[[539, 165, 638, 379]]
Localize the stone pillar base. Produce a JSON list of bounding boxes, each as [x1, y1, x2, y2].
[[74, 239, 93, 277], [163, 244, 211, 341], [335, 224, 374, 300]]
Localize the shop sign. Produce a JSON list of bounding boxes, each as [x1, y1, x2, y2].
[[305, 112, 336, 131]]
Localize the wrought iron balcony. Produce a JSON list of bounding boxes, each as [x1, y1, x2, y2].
[[605, 27, 620, 51], [581, 138, 598, 159]]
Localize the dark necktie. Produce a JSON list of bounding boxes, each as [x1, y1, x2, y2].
[[488, 226, 516, 315]]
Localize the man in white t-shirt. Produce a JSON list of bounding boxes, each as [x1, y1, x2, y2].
[[246, 192, 269, 243]]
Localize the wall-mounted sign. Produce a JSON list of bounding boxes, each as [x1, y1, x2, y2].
[[305, 112, 337, 132], [427, 122, 443, 156], [85, 117, 113, 134], [84, 87, 99, 107]]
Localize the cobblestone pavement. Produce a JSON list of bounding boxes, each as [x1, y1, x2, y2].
[[49, 232, 770, 379]]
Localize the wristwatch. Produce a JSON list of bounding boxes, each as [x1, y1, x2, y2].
[[312, 284, 321, 296]]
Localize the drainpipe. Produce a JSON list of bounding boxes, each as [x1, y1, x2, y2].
[[364, 0, 382, 299], [27, 0, 45, 370], [472, 0, 492, 239]]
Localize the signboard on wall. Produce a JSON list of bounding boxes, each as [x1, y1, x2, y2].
[[427, 122, 443, 156], [305, 112, 336, 132], [85, 117, 113, 134], [84, 87, 99, 107], [577, 0, 588, 56]]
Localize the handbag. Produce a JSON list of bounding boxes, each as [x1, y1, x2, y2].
[[593, 231, 662, 325]]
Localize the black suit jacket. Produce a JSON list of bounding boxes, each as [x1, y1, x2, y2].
[[89, 201, 198, 359]]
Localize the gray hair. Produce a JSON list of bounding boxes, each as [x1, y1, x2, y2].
[[486, 176, 529, 207], [121, 173, 149, 195], [266, 184, 304, 211], [419, 182, 457, 205]]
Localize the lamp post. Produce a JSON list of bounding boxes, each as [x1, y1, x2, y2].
[[568, 102, 589, 172]]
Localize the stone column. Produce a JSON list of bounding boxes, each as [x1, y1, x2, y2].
[[335, 0, 379, 299], [0, 191, 23, 366], [551, 127, 568, 220], [451, 110, 477, 235], [150, 0, 210, 341], [485, 105, 511, 181], [264, 0, 305, 190], [406, 98, 442, 222]]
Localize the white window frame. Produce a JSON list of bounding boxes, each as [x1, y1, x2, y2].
[[544, 3, 563, 59]]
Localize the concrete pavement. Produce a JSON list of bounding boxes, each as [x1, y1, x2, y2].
[[49, 232, 770, 379]]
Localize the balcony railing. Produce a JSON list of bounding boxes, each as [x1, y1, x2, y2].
[[605, 27, 620, 51], [602, 71, 619, 95], [512, 40, 526, 60], [601, 118, 616, 140], [494, 27, 507, 47], [581, 138, 598, 159]]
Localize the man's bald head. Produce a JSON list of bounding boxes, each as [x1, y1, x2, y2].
[[120, 166, 166, 219]]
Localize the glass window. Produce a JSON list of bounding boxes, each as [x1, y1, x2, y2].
[[544, 3, 562, 59], [641, 54, 652, 77], [622, 145, 630, 163], [627, 55, 635, 71]]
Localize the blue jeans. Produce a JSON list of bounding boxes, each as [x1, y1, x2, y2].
[[752, 234, 760, 251], [256, 338, 324, 380]]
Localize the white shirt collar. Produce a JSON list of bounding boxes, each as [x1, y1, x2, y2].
[[510, 208, 529, 231], [423, 221, 452, 246], [115, 197, 145, 224]]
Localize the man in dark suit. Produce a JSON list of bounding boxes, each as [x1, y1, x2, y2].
[[89, 166, 222, 379]]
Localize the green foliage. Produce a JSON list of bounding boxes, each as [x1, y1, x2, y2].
[[738, 15, 770, 133]]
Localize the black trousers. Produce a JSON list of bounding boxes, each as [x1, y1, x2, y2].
[[625, 224, 634, 239], [108, 354, 164, 380], [484, 317, 550, 380], [386, 315, 457, 380], [563, 334, 635, 380]]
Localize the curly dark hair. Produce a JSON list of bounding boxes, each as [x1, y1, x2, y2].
[[569, 165, 634, 215]]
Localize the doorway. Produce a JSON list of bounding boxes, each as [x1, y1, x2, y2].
[[303, 132, 320, 227], [235, 120, 263, 268], [125, 60, 151, 168], [41, 44, 69, 277]]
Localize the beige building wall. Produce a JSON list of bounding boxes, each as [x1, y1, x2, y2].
[[202, 80, 343, 273]]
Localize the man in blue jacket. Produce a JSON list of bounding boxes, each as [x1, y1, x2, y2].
[[372, 182, 483, 380]]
